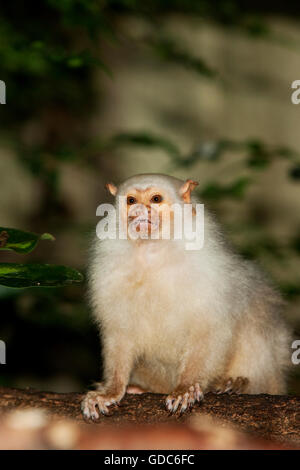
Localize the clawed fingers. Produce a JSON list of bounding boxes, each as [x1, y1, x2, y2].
[[214, 376, 249, 395], [165, 383, 204, 414], [81, 391, 120, 420]]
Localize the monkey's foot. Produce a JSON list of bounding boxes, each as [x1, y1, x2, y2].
[[214, 376, 249, 395], [166, 383, 204, 414], [81, 391, 120, 419], [126, 385, 146, 394]]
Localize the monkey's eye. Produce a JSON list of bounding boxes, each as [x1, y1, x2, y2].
[[127, 196, 137, 205], [151, 194, 163, 203]]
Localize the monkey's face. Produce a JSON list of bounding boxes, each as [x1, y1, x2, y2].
[[124, 187, 174, 240], [105, 176, 199, 242]]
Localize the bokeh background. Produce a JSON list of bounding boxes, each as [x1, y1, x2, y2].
[[0, 1, 300, 394]]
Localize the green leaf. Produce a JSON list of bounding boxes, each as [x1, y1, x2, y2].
[[179, 140, 233, 167], [147, 36, 216, 78], [174, 138, 300, 170], [109, 131, 181, 158], [292, 235, 300, 253], [289, 165, 300, 180], [229, 177, 252, 198], [245, 139, 270, 169], [200, 177, 252, 200], [0, 263, 84, 288], [0, 227, 55, 254], [280, 283, 300, 299], [276, 147, 298, 159], [0, 285, 25, 298], [40, 233, 56, 241]]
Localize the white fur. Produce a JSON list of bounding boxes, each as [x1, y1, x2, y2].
[[82, 174, 291, 418]]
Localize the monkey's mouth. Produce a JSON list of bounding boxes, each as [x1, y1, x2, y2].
[[128, 216, 159, 235], [133, 217, 152, 224], [130, 217, 152, 229]]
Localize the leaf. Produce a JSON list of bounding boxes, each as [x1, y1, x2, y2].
[[276, 147, 298, 159], [40, 232, 56, 241], [200, 182, 227, 200], [174, 137, 300, 170], [245, 139, 271, 169], [0, 285, 25, 298], [147, 36, 216, 78], [229, 177, 252, 198], [289, 165, 300, 180], [64, 51, 112, 76], [0, 263, 84, 288], [240, 237, 285, 261], [109, 131, 181, 157], [291, 235, 300, 254], [180, 140, 233, 166], [280, 283, 300, 299], [200, 177, 252, 201], [0, 227, 55, 254]]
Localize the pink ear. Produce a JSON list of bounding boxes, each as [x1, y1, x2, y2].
[[105, 182, 118, 196], [179, 179, 198, 203]]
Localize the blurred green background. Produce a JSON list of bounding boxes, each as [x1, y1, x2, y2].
[[0, 0, 300, 394]]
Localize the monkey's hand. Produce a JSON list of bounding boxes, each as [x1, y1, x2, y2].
[[212, 376, 249, 395], [166, 383, 204, 414], [81, 390, 122, 419]]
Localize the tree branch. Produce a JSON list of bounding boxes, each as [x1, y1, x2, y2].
[[0, 387, 299, 448]]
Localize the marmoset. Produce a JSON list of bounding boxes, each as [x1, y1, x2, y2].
[[82, 173, 291, 419]]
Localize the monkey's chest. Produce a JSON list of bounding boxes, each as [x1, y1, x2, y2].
[[101, 251, 203, 355], [121, 273, 196, 354]]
